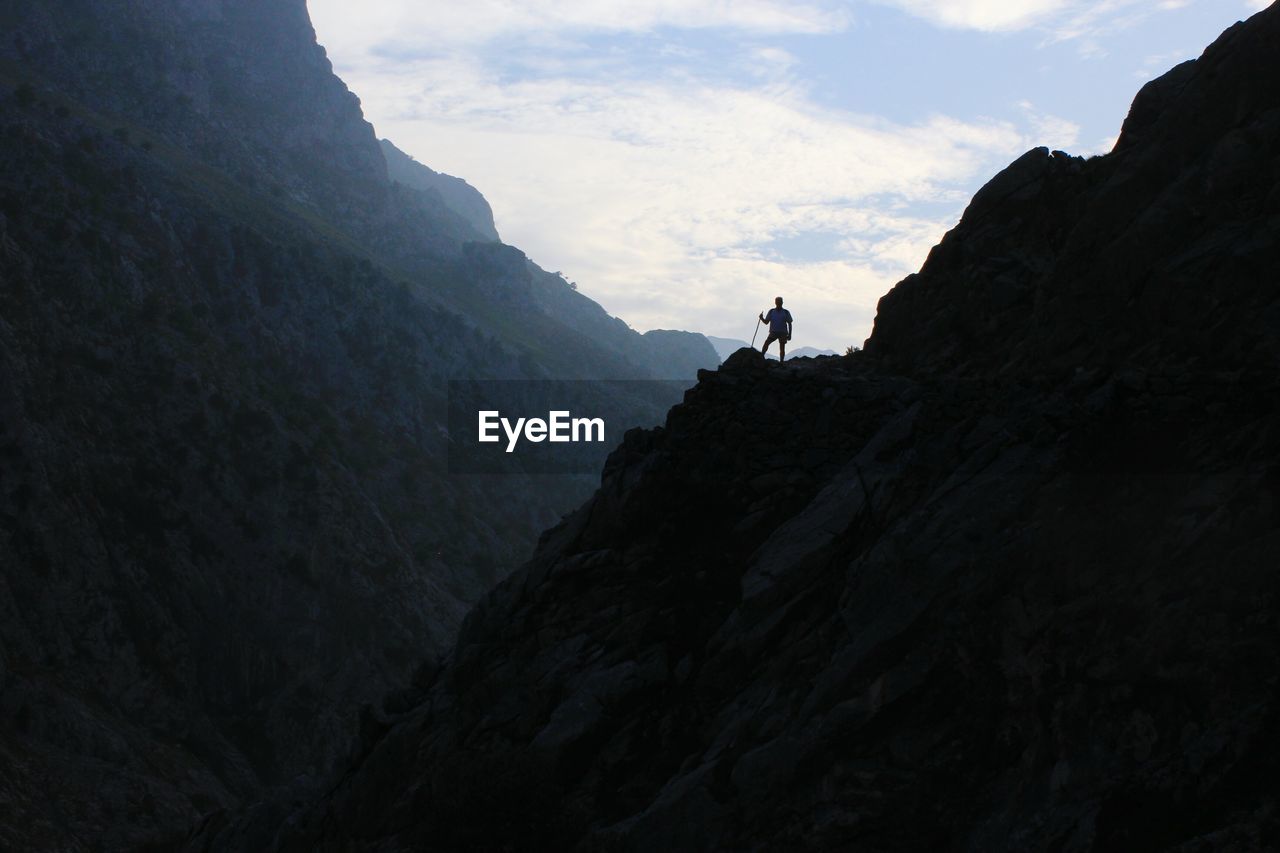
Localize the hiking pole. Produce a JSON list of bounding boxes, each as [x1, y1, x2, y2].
[[750, 312, 764, 348]]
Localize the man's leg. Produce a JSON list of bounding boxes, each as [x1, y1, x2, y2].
[[779, 338, 786, 362]]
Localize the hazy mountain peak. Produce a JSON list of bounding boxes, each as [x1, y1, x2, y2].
[[380, 139, 500, 241]]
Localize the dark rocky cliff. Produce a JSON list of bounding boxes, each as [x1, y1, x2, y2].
[[867, 9, 1280, 378], [232, 6, 1280, 851], [0, 1, 712, 849]]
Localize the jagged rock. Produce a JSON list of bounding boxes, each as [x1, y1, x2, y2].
[[722, 345, 768, 371], [866, 6, 1280, 379]]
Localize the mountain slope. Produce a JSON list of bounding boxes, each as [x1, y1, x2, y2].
[[240, 7, 1280, 851], [0, 1, 712, 848]]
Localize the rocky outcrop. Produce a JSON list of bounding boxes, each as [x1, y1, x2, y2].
[[233, 6, 1280, 851], [254, 356, 1280, 852], [866, 8, 1280, 377]]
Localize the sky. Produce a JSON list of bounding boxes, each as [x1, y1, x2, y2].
[[308, 0, 1272, 353]]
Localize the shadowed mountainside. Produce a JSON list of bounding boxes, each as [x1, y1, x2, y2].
[[0, 1, 715, 849], [215, 6, 1280, 851]]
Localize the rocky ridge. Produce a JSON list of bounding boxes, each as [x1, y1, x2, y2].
[[224, 6, 1280, 851]]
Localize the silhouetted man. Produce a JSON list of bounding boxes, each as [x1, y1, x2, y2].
[[760, 296, 793, 362]]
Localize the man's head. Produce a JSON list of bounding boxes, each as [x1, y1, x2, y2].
[[775, 296, 783, 307]]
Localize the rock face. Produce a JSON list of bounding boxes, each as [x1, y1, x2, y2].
[[6, 0, 387, 210], [0, 2, 713, 849], [237, 7, 1280, 852], [381, 139, 500, 242], [867, 10, 1280, 377]]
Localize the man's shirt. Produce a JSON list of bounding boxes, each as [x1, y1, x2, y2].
[[765, 308, 792, 335]]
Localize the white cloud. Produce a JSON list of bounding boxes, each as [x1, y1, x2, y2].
[[333, 49, 1048, 349], [871, 0, 1070, 32], [304, 0, 1225, 350], [310, 0, 1252, 52], [1132, 46, 1198, 82], [871, 0, 1211, 41], [1084, 134, 1118, 156], [1016, 101, 1081, 149], [307, 0, 850, 50], [1050, 8, 1134, 42]]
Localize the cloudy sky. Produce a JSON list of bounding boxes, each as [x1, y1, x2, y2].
[[308, 0, 1271, 352]]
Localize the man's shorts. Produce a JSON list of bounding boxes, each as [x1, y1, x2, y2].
[[764, 332, 790, 345]]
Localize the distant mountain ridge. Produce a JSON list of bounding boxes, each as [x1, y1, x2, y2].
[[642, 328, 726, 376]]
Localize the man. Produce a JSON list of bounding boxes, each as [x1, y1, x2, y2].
[[760, 296, 793, 362]]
